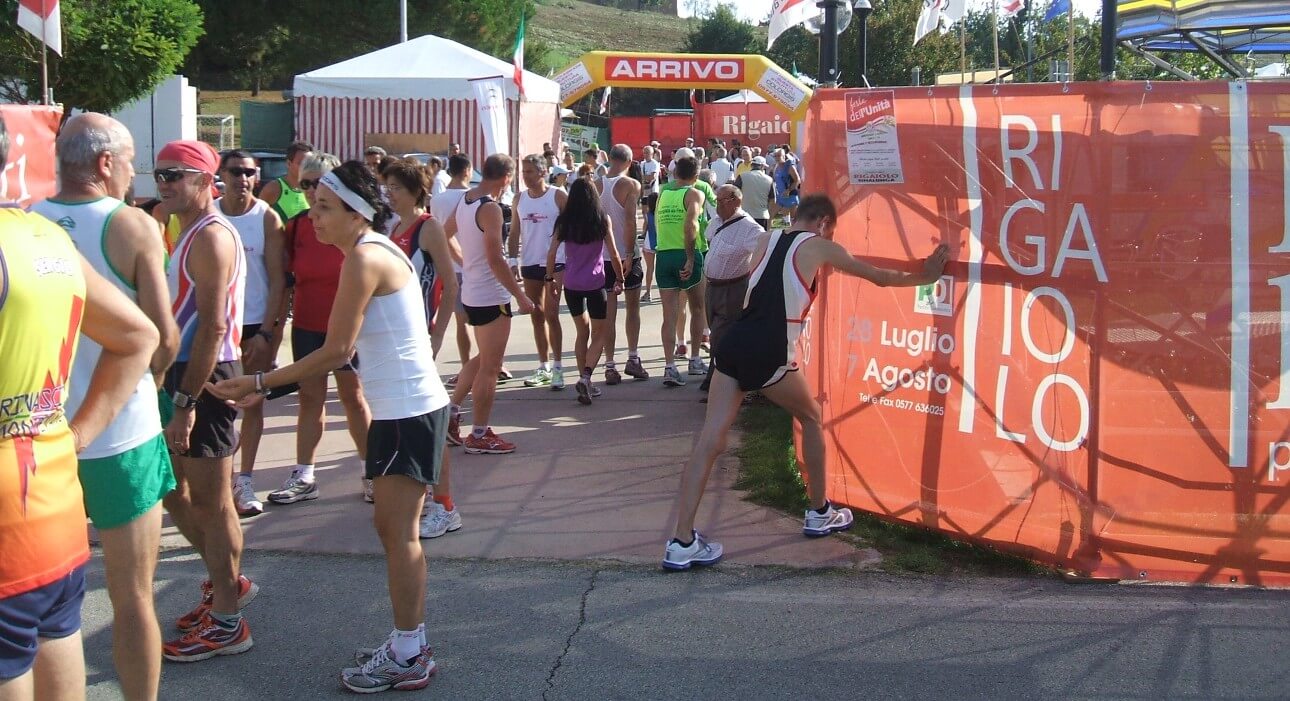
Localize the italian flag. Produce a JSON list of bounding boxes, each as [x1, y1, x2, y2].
[[17, 0, 62, 55], [512, 12, 526, 98]]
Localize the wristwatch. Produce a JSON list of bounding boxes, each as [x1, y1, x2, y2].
[[172, 390, 196, 409]]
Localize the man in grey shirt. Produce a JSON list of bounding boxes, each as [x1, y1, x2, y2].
[[734, 156, 774, 229]]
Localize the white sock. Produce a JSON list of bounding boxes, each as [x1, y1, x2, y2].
[[416, 622, 427, 648], [553, 361, 563, 370], [690, 354, 700, 362], [540, 361, 551, 372], [628, 350, 639, 359], [296, 464, 315, 481], [235, 473, 252, 486], [449, 403, 461, 417], [389, 628, 421, 664]]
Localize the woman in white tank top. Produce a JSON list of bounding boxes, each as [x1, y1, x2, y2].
[[207, 162, 446, 691]]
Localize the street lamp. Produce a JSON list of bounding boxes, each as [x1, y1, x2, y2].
[[854, 0, 873, 87], [805, 1, 853, 87]]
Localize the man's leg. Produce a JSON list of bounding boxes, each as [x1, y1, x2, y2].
[[671, 370, 746, 540], [624, 285, 642, 360], [758, 372, 827, 509], [334, 370, 371, 461], [0, 672, 32, 701], [237, 401, 264, 479], [184, 457, 242, 615], [30, 632, 84, 701], [453, 311, 473, 374], [603, 286, 620, 368], [295, 374, 328, 466], [467, 315, 511, 429], [544, 285, 564, 369], [372, 476, 427, 631], [99, 505, 163, 701], [162, 457, 206, 557], [522, 279, 550, 366], [659, 288, 681, 367], [686, 281, 708, 363]]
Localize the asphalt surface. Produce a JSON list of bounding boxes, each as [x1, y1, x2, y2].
[[81, 550, 1290, 700]]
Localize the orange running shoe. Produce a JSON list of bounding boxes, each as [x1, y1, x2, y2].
[[177, 575, 260, 632], [463, 429, 515, 455], [163, 612, 254, 662], [446, 412, 463, 447]]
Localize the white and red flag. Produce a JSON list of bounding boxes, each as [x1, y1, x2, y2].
[[768, 0, 817, 49], [511, 12, 526, 98], [17, 0, 61, 55]]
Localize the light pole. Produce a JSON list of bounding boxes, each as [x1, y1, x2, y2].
[[809, 1, 854, 87], [855, 0, 872, 87]]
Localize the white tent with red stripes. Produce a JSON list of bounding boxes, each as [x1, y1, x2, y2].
[[293, 35, 560, 162]]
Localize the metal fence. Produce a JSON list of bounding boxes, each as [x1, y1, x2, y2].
[[197, 114, 236, 152]]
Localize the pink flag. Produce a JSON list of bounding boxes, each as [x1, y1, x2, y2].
[[17, 0, 61, 55]]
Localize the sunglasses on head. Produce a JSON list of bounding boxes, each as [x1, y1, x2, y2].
[[299, 178, 319, 190], [223, 166, 257, 178], [154, 167, 206, 184]]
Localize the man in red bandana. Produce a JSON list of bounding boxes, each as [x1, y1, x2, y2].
[[152, 140, 258, 662]]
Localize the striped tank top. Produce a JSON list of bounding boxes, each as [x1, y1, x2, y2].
[[168, 211, 246, 362]]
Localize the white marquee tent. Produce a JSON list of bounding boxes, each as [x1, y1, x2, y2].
[[293, 35, 561, 161]]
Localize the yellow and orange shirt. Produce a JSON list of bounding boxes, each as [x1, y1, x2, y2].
[[0, 206, 88, 598]]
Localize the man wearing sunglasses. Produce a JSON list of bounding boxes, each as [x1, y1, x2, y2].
[[215, 151, 287, 518], [259, 140, 313, 223], [27, 112, 178, 701], [151, 140, 258, 663]]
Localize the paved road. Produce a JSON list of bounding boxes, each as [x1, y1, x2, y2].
[[82, 551, 1290, 700]]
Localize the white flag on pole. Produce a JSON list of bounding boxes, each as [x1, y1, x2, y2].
[[915, 0, 966, 45], [470, 76, 509, 157], [17, 0, 62, 55], [768, 0, 817, 49], [598, 86, 612, 115], [1001, 0, 1025, 17]]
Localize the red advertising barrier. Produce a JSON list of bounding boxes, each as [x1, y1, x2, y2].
[[610, 116, 651, 153], [695, 101, 792, 148], [0, 105, 60, 206], [800, 82, 1290, 585]]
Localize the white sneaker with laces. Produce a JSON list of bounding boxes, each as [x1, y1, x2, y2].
[[662, 531, 723, 570], [688, 357, 708, 376], [267, 472, 319, 504], [802, 503, 854, 537], [419, 502, 463, 539], [663, 366, 687, 387], [232, 480, 263, 517]]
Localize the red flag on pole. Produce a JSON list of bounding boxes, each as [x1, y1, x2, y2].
[[17, 0, 62, 55]]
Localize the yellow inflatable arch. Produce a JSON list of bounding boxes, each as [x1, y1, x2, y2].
[[554, 51, 814, 124]]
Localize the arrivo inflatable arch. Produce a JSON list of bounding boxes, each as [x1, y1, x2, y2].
[[553, 51, 814, 125]]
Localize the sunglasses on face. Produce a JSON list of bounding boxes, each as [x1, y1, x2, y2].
[[223, 167, 257, 178], [299, 178, 319, 190], [154, 167, 206, 184]]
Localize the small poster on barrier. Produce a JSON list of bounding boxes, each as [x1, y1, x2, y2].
[[845, 90, 904, 185]]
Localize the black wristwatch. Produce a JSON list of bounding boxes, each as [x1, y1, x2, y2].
[[172, 390, 196, 409]]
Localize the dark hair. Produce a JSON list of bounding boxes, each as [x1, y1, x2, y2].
[[376, 155, 398, 175], [330, 160, 393, 232], [554, 178, 609, 246], [795, 194, 837, 223], [447, 154, 471, 178], [0, 115, 8, 168], [287, 140, 314, 160], [674, 156, 699, 181], [218, 149, 255, 172], [481, 154, 514, 181], [383, 159, 431, 206]]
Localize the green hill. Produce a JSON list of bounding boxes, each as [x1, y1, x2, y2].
[[530, 0, 695, 72]]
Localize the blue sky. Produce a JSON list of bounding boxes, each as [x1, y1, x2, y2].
[[677, 0, 1105, 22]]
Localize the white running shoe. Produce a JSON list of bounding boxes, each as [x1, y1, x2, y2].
[[802, 503, 854, 537], [267, 472, 318, 504], [663, 366, 687, 387], [550, 367, 566, 390], [687, 357, 708, 376], [523, 367, 552, 387], [418, 502, 463, 539], [662, 531, 723, 570], [232, 480, 263, 517]]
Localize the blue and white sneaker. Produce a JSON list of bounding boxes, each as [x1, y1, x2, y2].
[[802, 503, 854, 537], [662, 531, 723, 570]]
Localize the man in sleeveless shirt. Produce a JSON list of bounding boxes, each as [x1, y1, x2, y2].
[[28, 113, 181, 700], [215, 151, 287, 518], [0, 115, 160, 701], [599, 145, 649, 384], [260, 140, 313, 222], [662, 195, 950, 570], [653, 157, 709, 388], [444, 155, 535, 455], [153, 140, 258, 662], [509, 155, 568, 390]]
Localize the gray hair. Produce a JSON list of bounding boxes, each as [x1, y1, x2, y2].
[[522, 154, 548, 174], [57, 114, 133, 186], [364, 146, 387, 157], [300, 152, 341, 175], [698, 168, 717, 187], [609, 144, 633, 162]]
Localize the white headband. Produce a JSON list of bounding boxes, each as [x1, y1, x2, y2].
[[319, 171, 376, 222]]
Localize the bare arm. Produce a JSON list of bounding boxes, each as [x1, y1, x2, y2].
[[107, 206, 179, 384], [617, 179, 639, 260], [245, 207, 288, 370], [479, 202, 529, 306], [259, 179, 282, 208], [604, 215, 625, 284], [507, 201, 522, 260], [418, 217, 458, 356], [442, 207, 464, 268], [683, 188, 703, 258], [174, 224, 235, 398], [69, 255, 160, 451], [817, 240, 949, 287]]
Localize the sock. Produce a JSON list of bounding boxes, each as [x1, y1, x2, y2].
[[433, 494, 455, 512], [540, 361, 551, 372], [671, 534, 695, 548], [416, 622, 427, 649], [628, 350, 639, 360], [389, 628, 421, 664], [666, 362, 676, 370], [471, 426, 487, 439], [235, 473, 252, 486], [449, 403, 461, 417], [210, 609, 240, 629], [814, 501, 831, 515], [690, 354, 700, 362], [582, 367, 593, 377], [605, 361, 617, 369], [296, 464, 315, 481], [553, 361, 563, 370]]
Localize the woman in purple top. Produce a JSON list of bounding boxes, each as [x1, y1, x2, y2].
[[547, 177, 625, 405]]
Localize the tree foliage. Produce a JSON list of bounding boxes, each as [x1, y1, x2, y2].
[[682, 4, 758, 55], [0, 0, 204, 112]]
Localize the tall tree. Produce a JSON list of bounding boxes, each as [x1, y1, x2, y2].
[[682, 4, 759, 55], [0, 0, 204, 112], [183, 0, 288, 95]]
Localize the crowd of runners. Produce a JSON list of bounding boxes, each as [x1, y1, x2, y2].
[[0, 112, 948, 698]]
